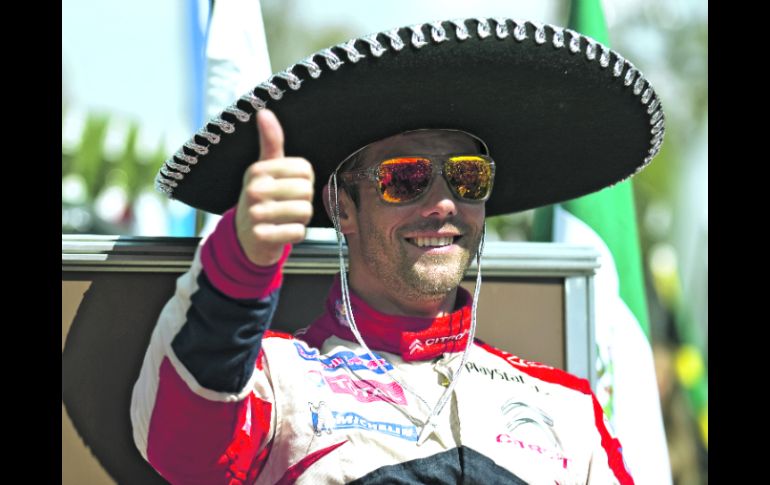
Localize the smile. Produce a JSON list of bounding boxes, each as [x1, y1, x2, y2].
[[406, 236, 460, 248]]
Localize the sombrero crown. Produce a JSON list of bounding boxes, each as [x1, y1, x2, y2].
[[157, 17, 664, 227]]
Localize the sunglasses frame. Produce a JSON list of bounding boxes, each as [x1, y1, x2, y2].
[[338, 154, 496, 205]]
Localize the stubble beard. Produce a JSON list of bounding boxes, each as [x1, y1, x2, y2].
[[359, 221, 481, 304]]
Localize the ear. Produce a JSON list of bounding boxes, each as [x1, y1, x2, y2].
[[322, 182, 357, 235]]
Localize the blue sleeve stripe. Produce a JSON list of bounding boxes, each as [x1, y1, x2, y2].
[[171, 271, 279, 393]]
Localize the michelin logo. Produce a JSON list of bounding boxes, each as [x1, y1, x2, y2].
[[309, 406, 419, 442]]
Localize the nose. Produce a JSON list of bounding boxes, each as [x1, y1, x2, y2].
[[419, 177, 457, 219]]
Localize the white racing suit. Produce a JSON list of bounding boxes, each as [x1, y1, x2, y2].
[[131, 208, 634, 484]]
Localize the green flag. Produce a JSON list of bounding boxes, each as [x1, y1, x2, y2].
[[532, 1, 671, 483]]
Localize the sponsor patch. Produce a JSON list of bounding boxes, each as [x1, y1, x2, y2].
[[495, 433, 572, 469], [294, 342, 394, 374], [465, 361, 546, 393], [465, 362, 525, 383], [317, 372, 407, 405], [407, 331, 469, 355], [309, 401, 335, 436], [309, 407, 419, 442], [408, 339, 424, 355]]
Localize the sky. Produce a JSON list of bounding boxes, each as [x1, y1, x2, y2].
[[62, 0, 701, 156], [62, 0, 563, 156]]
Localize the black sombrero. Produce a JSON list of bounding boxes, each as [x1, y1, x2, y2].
[[157, 18, 665, 227]]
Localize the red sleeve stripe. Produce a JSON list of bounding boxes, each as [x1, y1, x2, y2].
[[147, 357, 273, 484], [264, 329, 295, 340], [275, 440, 348, 485], [200, 206, 291, 300]]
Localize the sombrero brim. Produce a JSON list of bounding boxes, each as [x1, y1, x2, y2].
[[157, 18, 665, 227]]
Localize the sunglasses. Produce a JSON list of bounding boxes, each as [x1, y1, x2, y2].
[[339, 154, 495, 204]]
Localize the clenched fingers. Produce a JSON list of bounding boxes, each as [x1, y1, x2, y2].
[[247, 200, 313, 225], [244, 157, 315, 183], [251, 223, 308, 244], [243, 177, 314, 203]]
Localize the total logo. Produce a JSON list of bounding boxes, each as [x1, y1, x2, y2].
[[409, 331, 468, 354]]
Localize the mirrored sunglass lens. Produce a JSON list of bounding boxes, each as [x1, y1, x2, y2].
[[445, 156, 493, 200], [378, 157, 432, 203]]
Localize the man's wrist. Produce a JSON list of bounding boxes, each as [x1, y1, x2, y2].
[[201, 206, 292, 299]]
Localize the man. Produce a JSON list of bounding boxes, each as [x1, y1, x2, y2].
[[133, 18, 663, 484]]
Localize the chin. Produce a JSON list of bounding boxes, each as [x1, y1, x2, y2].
[[406, 264, 467, 297]]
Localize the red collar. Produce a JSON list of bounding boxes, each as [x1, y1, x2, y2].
[[300, 275, 472, 361]]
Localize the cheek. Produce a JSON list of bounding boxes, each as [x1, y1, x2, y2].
[[359, 196, 415, 238], [461, 205, 486, 230]]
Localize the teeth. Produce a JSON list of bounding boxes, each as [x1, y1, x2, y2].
[[413, 236, 454, 247]]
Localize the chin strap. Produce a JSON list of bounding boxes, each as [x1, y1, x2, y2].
[[417, 223, 484, 445], [327, 171, 485, 445]]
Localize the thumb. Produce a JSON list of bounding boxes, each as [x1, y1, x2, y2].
[[257, 109, 285, 161]]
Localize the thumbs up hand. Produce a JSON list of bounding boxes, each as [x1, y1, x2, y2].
[[235, 109, 314, 266]]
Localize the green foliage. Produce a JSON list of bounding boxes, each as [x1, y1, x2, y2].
[[116, 122, 162, 201], [262, 0, 358, 72], [62, 111, 165, 233], [69, 113, 110, 200]]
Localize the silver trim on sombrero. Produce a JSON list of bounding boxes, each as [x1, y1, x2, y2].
[[319, 48, 344, 70], [494, 18, 510, 39], [651, 119, 665, 135], [600, 46, 611, 67], [450, 19, 470, 40], [647, 97, 661, 114], [613, 56, 625, 77], [650, 131, 663, 147], [651, 135, 664, 151], [633, 76, 646, 96], [160, 165, 184, 180], [210, 117, 235, 134], [338, 40, 365, 62], [568, 29, 581, 53], [624, 67, 637, 87], [273, 70, 303, 90], [476, 18, 492, 39], [429, 21, 448, 42], [585, 39, 597, 59], [552, 28, 564, 48], [257, 80, 284, 100], [184, 141, 208, 156], [157, 18, 666, 199], [174, 150, 198, 165], [156, 182, 175, 195], [409, 24, 428, 48], [241, 91, 267, 110], [641, 88, 654, 105], [165, 159, 191, 173], [383, 28, 405, 51], [157, 178, 177, 188], [196, 129, 220, 144], [512, 20, 528, 41], [224, 104, 251, 122], [361, 34, 386, 57], [298, 57, 323, 78]]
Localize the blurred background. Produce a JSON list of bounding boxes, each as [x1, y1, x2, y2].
[[62, 0, 707, 483]]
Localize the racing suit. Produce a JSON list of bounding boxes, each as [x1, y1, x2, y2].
[[131, 208, 634, 484]]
